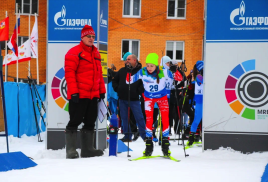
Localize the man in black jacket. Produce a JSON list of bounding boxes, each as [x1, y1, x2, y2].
[[112, 54, 146, 142]]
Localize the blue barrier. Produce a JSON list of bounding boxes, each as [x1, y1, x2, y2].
[[261, 163, 268, 182], [3, 82, 46, 137], [0, 151, 37, 172], [4, 82, 19, 137]]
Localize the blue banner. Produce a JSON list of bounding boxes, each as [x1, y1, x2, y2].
[[18, 84, 46, 137], [4, 83, 46, 137], [4, 82, 19, 137], [206, 0, 268, 41], [100, 0, 108, 44], [48, 0, 98, 42]]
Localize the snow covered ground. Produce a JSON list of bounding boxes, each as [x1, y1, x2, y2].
[[0, 132, 267, 182]]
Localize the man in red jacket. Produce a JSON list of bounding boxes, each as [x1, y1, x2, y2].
[[64, 25, 106, 159]]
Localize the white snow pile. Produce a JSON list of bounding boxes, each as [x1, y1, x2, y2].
[[0, 132, 267, 182]]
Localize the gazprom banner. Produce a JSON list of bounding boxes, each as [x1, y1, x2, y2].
[[48, 1, 98, 42], [47, 0, 108, 150], [207, 0, 268, 41], [204, 0, 268, 153]]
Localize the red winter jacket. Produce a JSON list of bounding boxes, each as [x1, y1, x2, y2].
[[65, 41, 106, 100]]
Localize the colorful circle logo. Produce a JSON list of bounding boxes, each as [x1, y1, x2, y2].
[[51, 67, 69, 111], [225, 59, 268, 120]]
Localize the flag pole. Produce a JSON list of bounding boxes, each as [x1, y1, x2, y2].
[[35, 13, 39, 84], [28, 13, 31, 77], [5, 11, 8, 82], [16, 3, 19, 83]]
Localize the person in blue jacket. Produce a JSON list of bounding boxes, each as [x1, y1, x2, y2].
[[186, 61, 203, 147]]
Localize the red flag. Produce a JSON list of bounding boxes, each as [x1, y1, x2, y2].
[[0, 17, 9, 41]]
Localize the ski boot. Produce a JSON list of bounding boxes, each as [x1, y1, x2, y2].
[[186, 132, 195, 147], [161, 137, 171, 156], [184, 125, 191, 138], [194, 126, 202, 144], [152, 131, 158, 142], [143, 137, 153, 156], [194, 133, 200, 143]]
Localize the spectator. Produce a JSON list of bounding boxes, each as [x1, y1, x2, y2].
[[64, 25, 105, 159], [112, 52, 146, 142]]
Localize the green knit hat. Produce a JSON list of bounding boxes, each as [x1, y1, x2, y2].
[[146, 53, 159, 66]]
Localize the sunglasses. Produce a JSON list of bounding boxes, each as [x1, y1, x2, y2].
[[86, 35, 95, 39]]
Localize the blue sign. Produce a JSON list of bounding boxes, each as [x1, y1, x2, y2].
[[206, 0, 268, 41], [100, 0, 108, 44], [48, 0, 98, 42]]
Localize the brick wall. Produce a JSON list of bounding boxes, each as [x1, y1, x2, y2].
[[108, 0, 204, 74], [0, 0, 47, 83], [1, 0, 204, 82]]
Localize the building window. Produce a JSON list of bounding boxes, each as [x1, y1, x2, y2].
[[18, 36, 29, 47], [123, 0, 141, 17], [166, 41, 184, 62], [16, 0, 38, 15], [122, 40, 140, 60], [167, 0, 186, 19]]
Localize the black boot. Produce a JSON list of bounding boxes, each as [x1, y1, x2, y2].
[[184, 125, 191, 137], [132, 131, 140, 142], [65, 129, 79, 159], [143, 137, 153, 156], [162, 137, 171, 156], [119, 135, 132, 142], [80, 129, 104, 158], [187, 132, 195, 146], [194, 134, 200, 143]]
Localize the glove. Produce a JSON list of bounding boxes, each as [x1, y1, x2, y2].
[[71, 93, 79, 103], [170, 65, 177, 73], [98, 93, 105, 102]]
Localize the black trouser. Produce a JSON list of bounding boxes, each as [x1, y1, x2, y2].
[[179, 96, 194, 125], [66, 98, 98, 131], [153, 108, 159, 131]]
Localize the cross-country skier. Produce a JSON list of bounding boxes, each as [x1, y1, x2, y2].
[[126, 53, 182, 156], [186, 60, 204, 147]]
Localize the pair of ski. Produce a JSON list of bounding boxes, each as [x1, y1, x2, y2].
[[185, 142, 202, 150], [129, 155, 180, 162]]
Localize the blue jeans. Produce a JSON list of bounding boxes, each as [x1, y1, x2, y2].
[[119, 99, 146, 140]]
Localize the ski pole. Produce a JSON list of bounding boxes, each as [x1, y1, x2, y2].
[[29, 77, 46, 127], [172, 71, 189, 157], [159, 113, 162, 146], [127, 71, 132, 158], [28, 78, 43, 142], [26, 67, 46, 113]]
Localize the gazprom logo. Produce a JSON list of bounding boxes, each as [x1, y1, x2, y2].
[[230, 1, 268, 26], [54, 5, 92, 27], [100, 10, 107, 27]]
